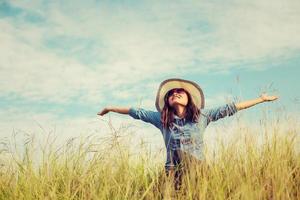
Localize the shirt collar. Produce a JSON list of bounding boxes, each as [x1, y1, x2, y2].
[[174, 114, 182, 119], [174, 115, 186, 124]]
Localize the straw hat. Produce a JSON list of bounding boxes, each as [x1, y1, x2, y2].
[[155, 78, 205, 112]]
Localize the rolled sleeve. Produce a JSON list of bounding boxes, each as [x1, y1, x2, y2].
[[204, 101, 238, 124], [128, 107, 162, 129]]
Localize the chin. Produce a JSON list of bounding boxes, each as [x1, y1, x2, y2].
[[171, 101, 187, 106]]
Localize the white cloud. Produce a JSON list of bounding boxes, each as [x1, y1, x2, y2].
[[200, 0, 300, 64], [2, 0, 299, 106], [0, 21, 105, 104]]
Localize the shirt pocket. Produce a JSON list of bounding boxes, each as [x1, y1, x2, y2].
[[180, 123, 200, 146]]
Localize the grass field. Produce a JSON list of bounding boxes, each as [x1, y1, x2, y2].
[[0, 117, 299, 200]]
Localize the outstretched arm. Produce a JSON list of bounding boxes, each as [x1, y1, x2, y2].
[[235, 93, 279, 111], [97, 106, 161, 129], [97, 107, 129, 116]]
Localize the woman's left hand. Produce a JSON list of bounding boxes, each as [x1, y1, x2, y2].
[[260, 93, 279, 102]]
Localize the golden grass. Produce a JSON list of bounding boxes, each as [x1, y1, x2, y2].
[[0, 120, 299, 200]]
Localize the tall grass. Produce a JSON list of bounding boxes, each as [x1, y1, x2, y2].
[[0, 119, 299, 200]]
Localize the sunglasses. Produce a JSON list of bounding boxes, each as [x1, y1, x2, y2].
[[166, 88, 186, 98]]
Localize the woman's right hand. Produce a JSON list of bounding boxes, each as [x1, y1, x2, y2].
[[97, 108, 110, 116], [260, 93, 279, 102]]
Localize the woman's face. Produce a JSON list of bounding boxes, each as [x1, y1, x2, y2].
[[167, 88, 189, 107]]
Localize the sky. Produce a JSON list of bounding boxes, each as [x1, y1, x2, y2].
[[0, 0, 299, 157]]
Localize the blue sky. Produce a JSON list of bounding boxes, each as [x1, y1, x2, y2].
[[0, 0, 299, 145]]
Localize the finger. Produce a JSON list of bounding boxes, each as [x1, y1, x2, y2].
[[272, 97, 277, 101]]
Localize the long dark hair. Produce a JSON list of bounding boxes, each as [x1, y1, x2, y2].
[[161, 89, 201, 129]]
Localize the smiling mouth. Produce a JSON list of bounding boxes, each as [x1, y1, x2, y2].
[[172, 96, 181, 100]]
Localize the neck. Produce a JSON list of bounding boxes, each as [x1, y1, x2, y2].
[[173, 105, 186, 118]]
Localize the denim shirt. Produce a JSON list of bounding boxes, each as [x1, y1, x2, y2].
[[128, 102, 238, 171]]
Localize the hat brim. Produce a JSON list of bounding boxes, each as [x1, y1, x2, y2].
[[155, 78, 205, 112]]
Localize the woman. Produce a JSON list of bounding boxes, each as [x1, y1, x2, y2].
[[97, 78, 279, 192]]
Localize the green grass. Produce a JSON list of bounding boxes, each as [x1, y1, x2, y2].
[[0, 120, 299, 200]]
